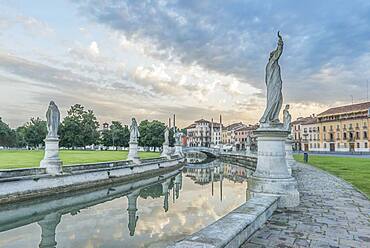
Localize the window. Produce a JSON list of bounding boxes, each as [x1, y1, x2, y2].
[[344, 143, 347, 148], [337, 143, 340, 148], [356, 132, 360, 139], [343, 124, 346, 129], [364, 131, 368, 139], [357, 143, 360, 148], [324, 143, 327, 148], [337, 133, 340, 139], [343, 132, 347, 139], [323, 126, 326, 132], [365, 142, 368, 148]]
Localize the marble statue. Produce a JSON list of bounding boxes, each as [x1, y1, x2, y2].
[[175, 131, 182, 145], [129, 118, 140, 143], [283, 104, 292, 132], [164, 127, 169, 144], [46, 101, 60, 138], [260, 32, 284, 126]]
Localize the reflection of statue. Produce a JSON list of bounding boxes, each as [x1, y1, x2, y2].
[[46, 101, 60, 138], [283, 104, 292, 132], [127, 191, 140, 236], [260, 32, 284, 126], [130, 118, 140, 143], [38, 213, 61, 248]]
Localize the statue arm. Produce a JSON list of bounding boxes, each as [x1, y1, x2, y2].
[[272, 32, 283, 61]]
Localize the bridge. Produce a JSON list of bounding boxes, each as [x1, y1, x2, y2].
[[182, 147, 221, 158]]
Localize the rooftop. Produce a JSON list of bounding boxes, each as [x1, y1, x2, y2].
[[318, 101, 370, 117]]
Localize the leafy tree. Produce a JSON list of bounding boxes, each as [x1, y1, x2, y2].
[[0, 117, 16, 147], [100, 121, 130, 148], [139, 120, 166, 151], [60, 104, 99, 148], [23, 117, 47, 148], [15, 126, 27, 147]]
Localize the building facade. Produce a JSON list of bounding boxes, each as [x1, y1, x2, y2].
[[293, 102, 370, 152], [317, 102, 370, 152], [185, 119, 223, 147]]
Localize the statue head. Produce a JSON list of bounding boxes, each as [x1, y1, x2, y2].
[[285, 104, 290, 110]]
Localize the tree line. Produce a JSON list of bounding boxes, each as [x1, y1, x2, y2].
[[0, 104, 176, 150]]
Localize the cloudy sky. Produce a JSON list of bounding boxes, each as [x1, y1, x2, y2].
[[1, 0, 370, 128]]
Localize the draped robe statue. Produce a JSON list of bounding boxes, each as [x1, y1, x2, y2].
[[260, 32, 284, 126], [129, 118, 140, 143], [283, 104, 292, 132], [46, 101, 60, 138], [164, 127, 169, 144]]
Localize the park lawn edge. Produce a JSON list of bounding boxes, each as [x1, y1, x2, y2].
[[294, 154, 370, 199]]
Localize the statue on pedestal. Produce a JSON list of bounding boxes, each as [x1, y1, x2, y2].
[[46, 101, 60, 138], [40, 101, 62, 175], [130, 118, 140, 143], [164, 127, 169, 144], [260, 32, 284, 126]]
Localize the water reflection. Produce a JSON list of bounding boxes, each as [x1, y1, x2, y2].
[[0, 160, 251, 248]]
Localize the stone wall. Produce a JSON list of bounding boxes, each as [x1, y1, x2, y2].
[[0, 157, 183, 204], [219, 153, 257, 171]]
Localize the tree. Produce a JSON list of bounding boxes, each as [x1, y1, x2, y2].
[[0, 117, 16, 147], [23, 117, 47, 148], [60, 104, 99, 148], [15, 126, 27, 147], [100, 121, 130, 148], [139, 120, 166, 151]]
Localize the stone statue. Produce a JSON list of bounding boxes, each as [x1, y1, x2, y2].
[[129, 118, 140, 143], [260, 32, 284, 126], [175, 131, 182, 145], [164, 127, 169, 144], [283, 104, 292, 132], [46, 101, 60, 138]]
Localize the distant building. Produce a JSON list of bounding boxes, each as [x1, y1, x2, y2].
[[317, 101, 370, 152], [185, 119, 223, 147], [293, 101, 370, 152], [222, 122, 244, 145], [291, 116, 316, 151]]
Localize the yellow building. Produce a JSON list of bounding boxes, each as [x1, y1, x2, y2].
[[317, 102, 370, 152]]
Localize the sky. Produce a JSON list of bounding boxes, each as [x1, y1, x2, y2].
[[1, 0, 370, 128]]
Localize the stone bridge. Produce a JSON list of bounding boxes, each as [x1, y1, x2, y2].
[[182, 146, 221, 158]]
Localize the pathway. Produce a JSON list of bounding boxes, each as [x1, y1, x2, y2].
[[242, 163, 370, 248]]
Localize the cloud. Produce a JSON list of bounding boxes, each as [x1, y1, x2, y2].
[[75, 0, 370, 104]]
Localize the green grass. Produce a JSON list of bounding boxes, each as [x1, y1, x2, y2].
[[294, 154, 370, 198], [0, 150, 160, 169]]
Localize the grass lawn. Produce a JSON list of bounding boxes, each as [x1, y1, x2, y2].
[[294, 154, 370, 198], [0, 150, 160, 169]]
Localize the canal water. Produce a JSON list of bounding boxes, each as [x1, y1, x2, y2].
[[0, 159, 252, 248]]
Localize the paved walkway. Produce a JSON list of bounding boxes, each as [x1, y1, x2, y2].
[[242, 163, 370, 248]]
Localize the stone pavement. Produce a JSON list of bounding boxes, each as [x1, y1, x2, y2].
[[242, 163, 370, 248]]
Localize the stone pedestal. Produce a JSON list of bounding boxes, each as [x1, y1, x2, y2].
[[161, 143, 171, 159], [38, 213, 61, 248], [247, 127, 299, 208], [285, 138, 296, 173], [174, 144, 183, 157], [40, 137, 62, 175], [128, 141, 140, 164]]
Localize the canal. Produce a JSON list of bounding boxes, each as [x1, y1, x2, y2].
[[0, 159, 252, 247]]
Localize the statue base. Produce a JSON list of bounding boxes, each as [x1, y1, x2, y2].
[[173, 144, 183, 157], [128, 141, 141, 164], [247, 127, 299, 208], [161, 143, 172, 159], [285, 137, 296, 173], [40, 137, 62, 175]]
